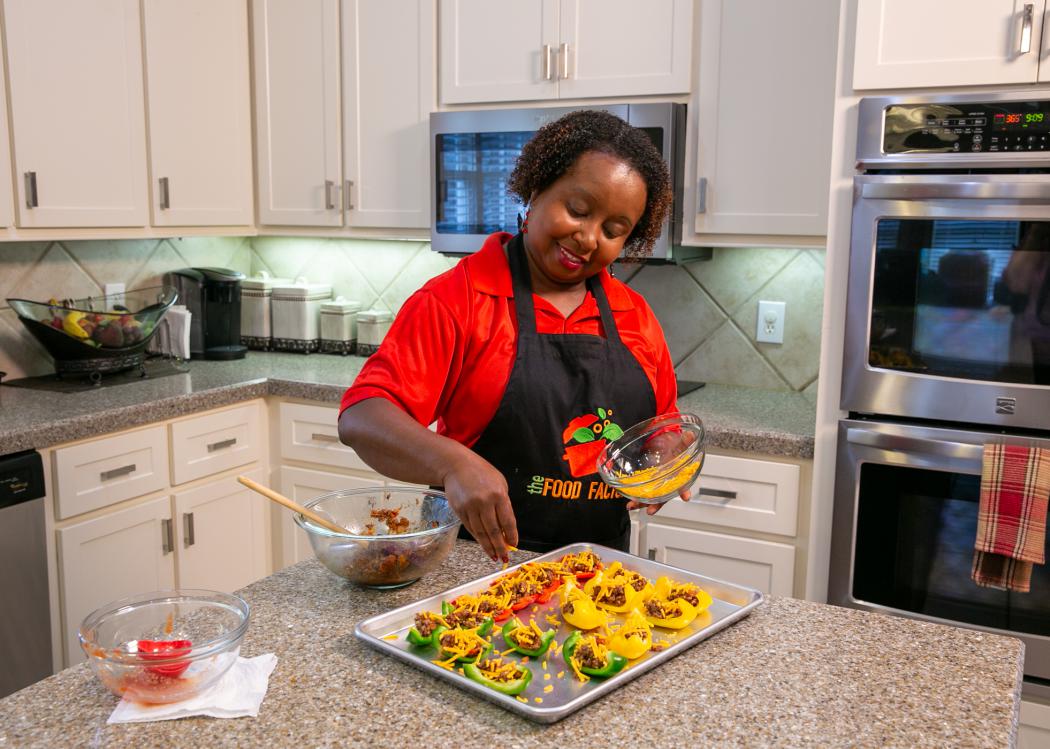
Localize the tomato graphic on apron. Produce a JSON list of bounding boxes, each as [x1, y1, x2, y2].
[[561, 408, 625, 478]]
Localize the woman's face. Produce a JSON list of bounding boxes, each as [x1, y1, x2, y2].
[[523, 150, 647, 290]]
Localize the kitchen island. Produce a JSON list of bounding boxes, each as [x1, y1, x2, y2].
[[0, 542, 1023, 748]]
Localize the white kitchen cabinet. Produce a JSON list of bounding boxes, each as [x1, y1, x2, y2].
[[656, 453, 800, 536], [253, 0, 433, 229], [173, 470, 267, 592], [253, 0, 342, 227], [58, 496, 176, 665], [645, 522, 795, 596], [0, 28, 14, 228], [853, 0, 1046, 90], [4, 0, 149, 228], [341, 0, 433, 228], [142, 0, 254, 227], [1020, 698, 1050, 749], [279, 401, 373, 471], [439, 0, 692, 104], [692, 0, 837, 239], [169, 402, 263, 486], [279, 465, 383, 566]]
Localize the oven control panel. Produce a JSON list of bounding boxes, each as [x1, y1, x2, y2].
[[884, 101, 1050, 154]]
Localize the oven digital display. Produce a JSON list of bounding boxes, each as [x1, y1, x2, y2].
[[884, 100, 1050, 153]]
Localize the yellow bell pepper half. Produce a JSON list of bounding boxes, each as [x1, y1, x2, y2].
[[560, 579, 608, 630], [583, 566, 641, 614], [642, 594, 698, 630], [653, 576, 714, 614], [607, 608, 653, 660]]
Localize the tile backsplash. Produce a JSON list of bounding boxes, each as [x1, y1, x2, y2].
[[0, 237, 823, 400]]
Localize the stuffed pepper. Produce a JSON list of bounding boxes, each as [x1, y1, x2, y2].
[[643, 592, 698, 630], [463, 656, 533, 696], [607, 608, 653, 660], [559, 580, 608, 630], [558, 550, 602, 581], [583, 566, 641, 614], [501, 618, 556, 658], [654, 576, 713, 614], [442, 597, 498, 634], [405, 610, 449, 648], [435, 628, 493, 666], [562, 631, 627, 681]]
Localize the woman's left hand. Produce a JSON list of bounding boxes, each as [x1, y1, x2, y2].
[[625, 487, 690, 516]]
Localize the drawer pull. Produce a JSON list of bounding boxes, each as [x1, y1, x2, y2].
[[100, 464, 136, 481], [694, 487, 738, 504], [647, 548, 656, 561], [162, 518, 174, 554], [183, 512, 195, 548], [310, 432, 339, 443], [207, 437, 237, 453]]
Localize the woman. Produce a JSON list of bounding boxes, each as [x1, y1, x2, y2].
[[338, 110, 680, 561]]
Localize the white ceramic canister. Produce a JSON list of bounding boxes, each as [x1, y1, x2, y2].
[[240, 271, 292, 350], [320, 297, 363, 355], [270, 277, 333, 353], [356, 309, 394, 356]]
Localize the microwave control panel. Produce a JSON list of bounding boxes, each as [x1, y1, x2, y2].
[[883, 101, 1050, 154]]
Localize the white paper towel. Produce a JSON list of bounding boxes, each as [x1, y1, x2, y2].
[[107, 653, 278, 724]]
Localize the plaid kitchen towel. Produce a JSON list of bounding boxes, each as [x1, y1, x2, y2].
[[972, 444, 1050, 592]]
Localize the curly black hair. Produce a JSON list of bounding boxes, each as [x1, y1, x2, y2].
[[507, 109, 672, 257]]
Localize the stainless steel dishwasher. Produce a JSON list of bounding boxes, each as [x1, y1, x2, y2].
[[0, 449, 52, 698]]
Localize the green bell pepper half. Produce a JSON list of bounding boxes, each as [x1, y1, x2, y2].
[[462, 659, 533, 696], [440, 601, 494, 636], [562, 630, 628, 678], [405, 623, 447, 649], [501, 619, 556, 658], [438, 639, 493, 665]]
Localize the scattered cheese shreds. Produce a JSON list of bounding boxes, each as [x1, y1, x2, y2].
[[516, 695, 528, 703], [557, 671, 565, 679], [544, 672, 551, 680], [382, 634, 398, 640], [534, 697, 543, 704], [544, 684, 553, 693]]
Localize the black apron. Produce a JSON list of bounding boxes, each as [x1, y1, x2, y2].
[[464, 233, 657, 553]]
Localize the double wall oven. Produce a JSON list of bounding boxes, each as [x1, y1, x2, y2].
[[831, 93, 1050, 698]]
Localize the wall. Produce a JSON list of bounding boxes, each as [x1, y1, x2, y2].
[[0, 238, 823, 394]]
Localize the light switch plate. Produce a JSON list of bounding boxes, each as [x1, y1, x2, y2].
[[757, 300, 785, 344]]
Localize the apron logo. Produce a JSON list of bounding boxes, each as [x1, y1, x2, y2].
[[560, 407, 624, 478]]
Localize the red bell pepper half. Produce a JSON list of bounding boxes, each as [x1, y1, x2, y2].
[[136, 639, 192, 678]]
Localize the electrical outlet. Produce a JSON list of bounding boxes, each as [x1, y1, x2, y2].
[[756, 300, 786, 344]]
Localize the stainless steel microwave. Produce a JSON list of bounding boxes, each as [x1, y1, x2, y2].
[[429, 103, 685, 258]]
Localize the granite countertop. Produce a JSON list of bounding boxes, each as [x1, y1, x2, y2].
[[0, 542, 1023, 748], [0, 353, 816, 458]]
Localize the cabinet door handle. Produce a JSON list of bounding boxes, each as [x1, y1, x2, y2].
[[345, 180, 354, 210], [311, 432, 339, 443], [542, 44, 554, 80], [692, 487, 738, 505], [324, 179, 337, 209], [183, 512, 195, 548], [162, 518, 174, 554], [1020, 3, 1035, 54], [696, 177, 708, 214], [207, 437, 237, 453], [557, 42, 570, 79], [24, 171, 38, 208], [159, 177, 171, 210], [100, 464, 136, 481], [647, 548, 656, 561]]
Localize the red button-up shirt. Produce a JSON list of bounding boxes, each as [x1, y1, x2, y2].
[[340, 232, 677, 447]]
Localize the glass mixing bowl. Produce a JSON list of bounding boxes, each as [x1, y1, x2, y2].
[[295, 486, 461, 589], [78, 589, 250, 704], [597, 412, 706, 505]]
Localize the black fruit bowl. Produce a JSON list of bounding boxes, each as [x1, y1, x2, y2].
[[8, 286, 178, 377]]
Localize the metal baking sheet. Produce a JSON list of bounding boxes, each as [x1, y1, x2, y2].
[[354, 543, 763, 724]]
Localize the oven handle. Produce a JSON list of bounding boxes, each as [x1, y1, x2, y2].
[[846, 427, 985, 462], [859, 181, 1050, 202]]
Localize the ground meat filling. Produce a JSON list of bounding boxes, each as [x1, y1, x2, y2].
[[575, 641, 606, 670], [414, 612, 439, 637], [563, 601, 575, 615], [476, 598, 499, 614], [628, 576, 647, 592], [668, 589, 700, 607], [445, 609, 486, 629], [644, 599, 676, 619], [477, 659, 523, 683], [595, 584, 627, 607], [439, 632, 481, 656]]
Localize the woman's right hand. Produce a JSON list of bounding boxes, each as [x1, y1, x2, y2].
[[442, 452, 518, 562]]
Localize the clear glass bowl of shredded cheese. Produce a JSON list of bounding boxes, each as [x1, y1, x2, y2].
[[597, 412, 705, 504]]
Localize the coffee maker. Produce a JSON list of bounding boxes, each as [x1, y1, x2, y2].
[[165, 268, 247, 360]]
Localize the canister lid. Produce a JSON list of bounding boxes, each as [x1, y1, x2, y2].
[[357, 308, 394, 323], [321, 296, 362, 314], [241, 270, 292, 291], [272, 276, 333, 300]]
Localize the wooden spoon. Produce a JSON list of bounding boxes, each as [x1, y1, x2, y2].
[[237, 475, 348, 535]]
